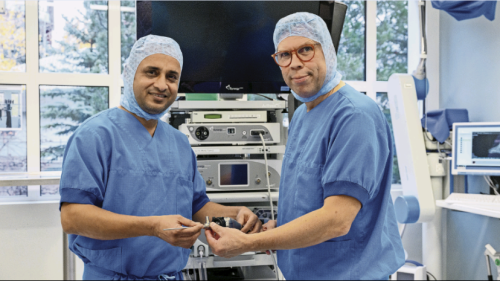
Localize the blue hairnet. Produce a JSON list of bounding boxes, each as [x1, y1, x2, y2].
[[121, 35, 183, 120], [273, 12, 342, 103]]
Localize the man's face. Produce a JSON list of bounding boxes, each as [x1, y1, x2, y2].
[[277, 36, 327, 99], [133, 53, 181, 115]]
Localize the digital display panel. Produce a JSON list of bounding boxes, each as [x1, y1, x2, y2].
[[137, 1, 347, 93], [219, 163, 248, 186], [456, 127, 500, 167], [472, 132, 500, 159], [453, 123, 500, 175]]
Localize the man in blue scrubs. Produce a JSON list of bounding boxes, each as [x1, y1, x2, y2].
[[59, 35, 261, 280], [205, 13, 405, 280]]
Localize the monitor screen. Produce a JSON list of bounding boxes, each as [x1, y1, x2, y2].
[[136, 1, 347, 93], [453, 123, 500, 175], [219, 163, 249, 186]]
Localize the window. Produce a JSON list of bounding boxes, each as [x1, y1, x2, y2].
[[0, 1, 127, 202], [40, 86, 109, 171], [0, 186, 27, 197], [41, 185, 59, 196], [0, 1, 26, 72], [38, 0, 109, 73], [121, 0, 136, 73], [0, 1, 415, 202], [376, 1, 408, 81], [337, 1, 366, 81], [376, 92, 401, 184], [0, 85, 27, 173]]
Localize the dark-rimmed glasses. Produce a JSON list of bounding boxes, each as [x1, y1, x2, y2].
[[271, 44, 319, 67]]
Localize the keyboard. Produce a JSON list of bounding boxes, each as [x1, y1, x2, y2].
[[445, 193, 500, 207]]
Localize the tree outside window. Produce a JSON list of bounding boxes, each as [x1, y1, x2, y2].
[[0, 1, 26, 72], [39, 0, 108, 74], [337, 0, 366, 81], [376, 1, 408, 81]]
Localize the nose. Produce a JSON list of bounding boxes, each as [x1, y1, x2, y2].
[[154, 76, 168, 93], [289, 52, 304, 69]]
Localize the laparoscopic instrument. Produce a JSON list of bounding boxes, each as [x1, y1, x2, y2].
[[163, 216, 242, 231]]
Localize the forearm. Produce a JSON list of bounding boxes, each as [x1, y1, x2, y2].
[[61, 203, 156, 240], [193, 202, 241, 223], [248, 207, 349, 251]]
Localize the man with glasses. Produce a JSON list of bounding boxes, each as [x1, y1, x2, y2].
[[205, 12, 405, 280]]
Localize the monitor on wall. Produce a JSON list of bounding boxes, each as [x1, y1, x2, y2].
[[136, 1, 347, 94], [452, 122, 500, 176]]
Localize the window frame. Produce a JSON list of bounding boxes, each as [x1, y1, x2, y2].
[[0, 1, 123, 203], [0, 0, 432, 202]]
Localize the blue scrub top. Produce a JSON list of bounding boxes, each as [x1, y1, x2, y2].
[[277, 84, 405, 280], [59, 108, 210, 279]]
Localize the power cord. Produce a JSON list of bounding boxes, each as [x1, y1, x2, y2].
[[259, 133, 280, 281], [400, 224, 407, 239], [484, 175, 500, 195], [197, 246, 208, 280], [427, 272, 437, 280]]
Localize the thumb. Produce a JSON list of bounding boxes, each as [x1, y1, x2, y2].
[[210, 222, 225, 235]]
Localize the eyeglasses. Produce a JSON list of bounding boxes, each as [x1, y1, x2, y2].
[[271, 44, 319, 67]]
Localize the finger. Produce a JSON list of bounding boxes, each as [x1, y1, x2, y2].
[[241, 213, 258, 233], [249, 219, 262, 234], [240, 219, 253, 233], [205, 229, 217, 245], [236, 214, 245, 228], [262, 225, 268, 231], [209, 222, 224, 235], [177, 216, 199, 227]]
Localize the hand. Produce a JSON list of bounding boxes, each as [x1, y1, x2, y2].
[[205, 222, 250, 258], [236, 207, 262, 234], [262, 220, 277, 232], [154, 215, 203, 249]]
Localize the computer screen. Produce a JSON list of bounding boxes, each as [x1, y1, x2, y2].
[[136, 1, 347, 93], [452, 122, 500, 175]]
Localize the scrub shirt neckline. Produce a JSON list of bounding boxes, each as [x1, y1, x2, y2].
[[112, 107, 161, 149], [304, 82, 345, 115]]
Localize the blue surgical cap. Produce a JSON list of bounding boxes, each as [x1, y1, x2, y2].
[[121, 35, 183, 120], [273, 12, 342, 103]]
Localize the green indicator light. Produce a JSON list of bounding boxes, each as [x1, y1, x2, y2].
[[495, 259, 500, 266], [205, 114, 222, 119]]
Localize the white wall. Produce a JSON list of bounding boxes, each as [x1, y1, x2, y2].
[[439, 3, 500, 280], [0, 202, 63, 280]]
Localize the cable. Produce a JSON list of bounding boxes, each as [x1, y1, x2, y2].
[[196, 248, 208, 280], [484, 175, 500, 195], [400, 224, 407, 239], [427, 271, 437, 280], [259, 133, 280, 281], [255, 94, 275, 101], [450, 161, 454, 194], [259, 133, 275, 221]]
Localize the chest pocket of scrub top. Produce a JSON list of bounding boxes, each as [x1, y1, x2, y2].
[[176, 177, 194, 220], [293, 163, 324, 216]]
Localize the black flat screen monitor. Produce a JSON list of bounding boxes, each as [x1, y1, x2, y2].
[[137, 1, 347, 94]]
